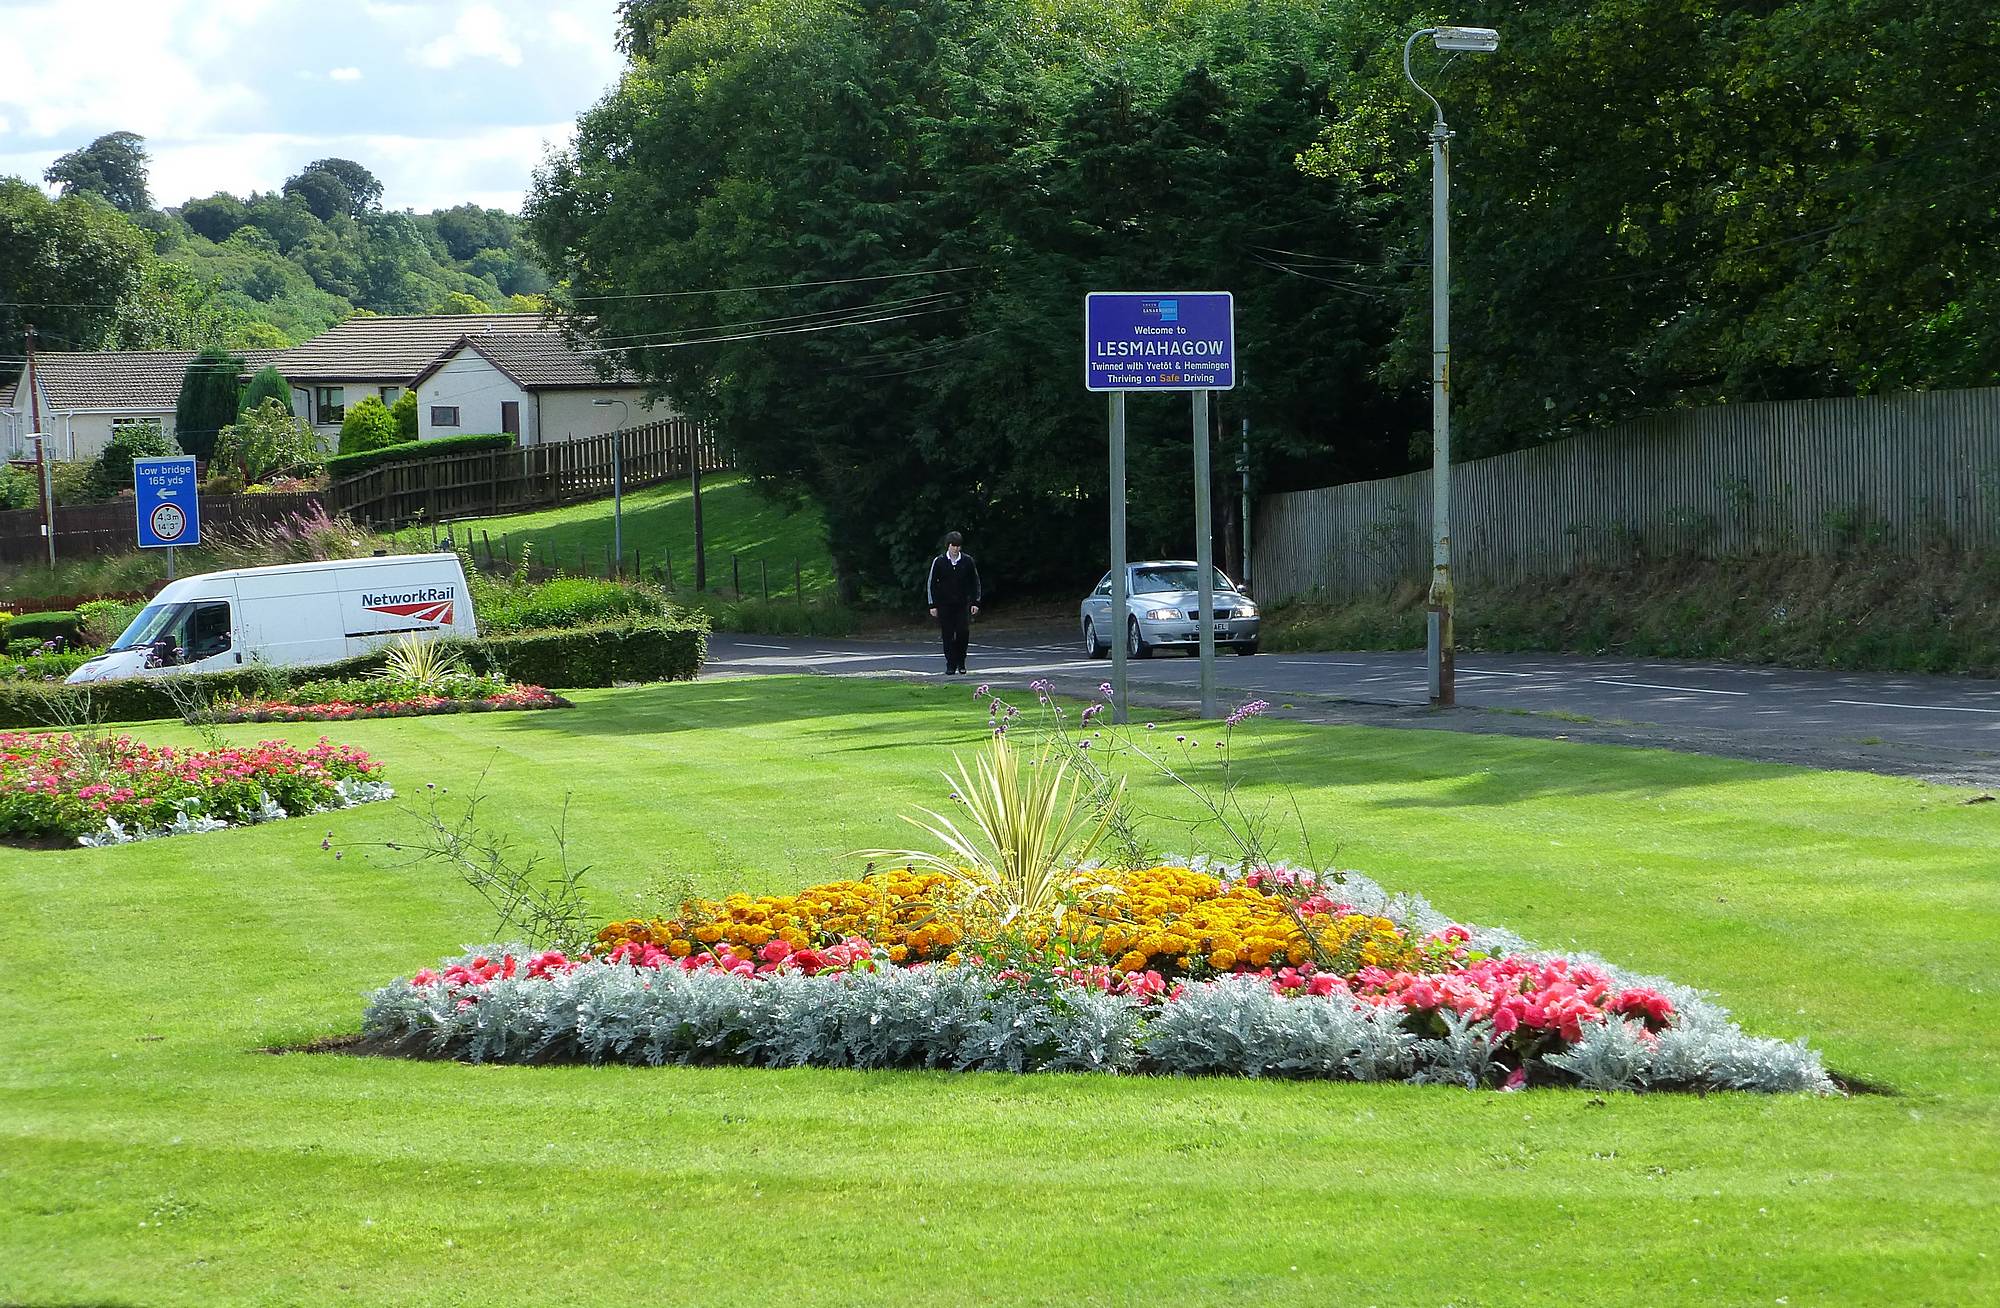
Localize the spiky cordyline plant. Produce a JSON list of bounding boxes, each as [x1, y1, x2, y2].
[[860, 731, 1125, 934], [373, 635, 469, 693]]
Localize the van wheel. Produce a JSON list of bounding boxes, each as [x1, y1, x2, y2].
[[1234, 641, 1260, 656], [1082, 617, 1108, 659], [1127, 617, 1153, 660]]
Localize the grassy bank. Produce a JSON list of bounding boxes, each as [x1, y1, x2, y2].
[[2, 677, 1996, 1306], [453, 472, 836, 599], [1267, 547, 2000, 675]]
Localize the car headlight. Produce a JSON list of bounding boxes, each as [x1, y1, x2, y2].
[[1236, 603, 1257, 617], [1144, 608, 1180, 621]]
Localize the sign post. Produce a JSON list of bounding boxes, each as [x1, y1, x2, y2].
[[1085, 291, 1236, 721], [134, 455, 200, 579]]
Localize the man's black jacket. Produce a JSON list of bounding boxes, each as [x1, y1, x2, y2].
[[926, 552, 982, 607]]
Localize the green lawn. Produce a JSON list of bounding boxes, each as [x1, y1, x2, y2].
[[2, 678, 1995, 1307], [453, 472, 835, 597]]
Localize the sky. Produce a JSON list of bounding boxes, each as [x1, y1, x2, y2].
[[0, 0, 628, 214]]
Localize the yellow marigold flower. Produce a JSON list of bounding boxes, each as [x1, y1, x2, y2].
[[1209, 948, 1238, 970], [1116, 950, 1150, 972]]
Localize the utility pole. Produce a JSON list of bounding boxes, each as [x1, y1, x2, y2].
[[690, 425, 707, 591], [1239, 417, 1252, 589], [26, 324, 54, 568]]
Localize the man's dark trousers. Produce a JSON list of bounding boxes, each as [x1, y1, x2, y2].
[[938, 604, 971, 674]]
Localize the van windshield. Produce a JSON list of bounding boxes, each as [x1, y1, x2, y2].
[[112, 603, 184, 651]]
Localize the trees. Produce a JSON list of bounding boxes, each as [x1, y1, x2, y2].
[[180, 192, 247, 242], [337, 396, 401, 454], [527, 0, 1402, 597], [172, 348, 248, 460], [216, 399, 324, 484], [282, 170, 351, 224], [241, 365, 294, 416], [44, 131, 150, 213], [283, 159, 382, 221], [0, 179, 151, 380]]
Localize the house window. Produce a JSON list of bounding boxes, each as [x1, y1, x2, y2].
[[379, 386, 400, 404], [315, 387, 345, 424], [431, 406, 460, 428]]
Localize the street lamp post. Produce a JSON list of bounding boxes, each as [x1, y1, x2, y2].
[[591, 397, 630, 572], [1402, 23, 1499, 708]]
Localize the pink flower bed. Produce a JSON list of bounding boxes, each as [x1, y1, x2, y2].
[[211, 686, 569, 723], [0, 731, 387, 842]]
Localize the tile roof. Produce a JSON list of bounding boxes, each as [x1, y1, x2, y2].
[[413, 330, 638, 392], [271, 313, 546, 381], [0, 349, 281, 413]]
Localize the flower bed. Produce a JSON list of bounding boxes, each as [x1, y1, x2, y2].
[[365, 864, 1832, 1094], [0, 730, 391, 846], [210, 685, 569, 723]]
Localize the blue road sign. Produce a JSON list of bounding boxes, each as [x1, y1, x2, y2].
[[1084, 291, 1235, 392], [134, 455, 200, 549]]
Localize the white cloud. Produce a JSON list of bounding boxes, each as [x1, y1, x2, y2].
[[417, 4, 524, 70], [0, 1, 623, 210], [0, 1, 262, 141]]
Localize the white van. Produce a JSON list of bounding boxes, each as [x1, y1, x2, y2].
[[65, 553, 478, 684]]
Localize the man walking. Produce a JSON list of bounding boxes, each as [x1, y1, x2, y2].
[[926, 531, 982, 675]]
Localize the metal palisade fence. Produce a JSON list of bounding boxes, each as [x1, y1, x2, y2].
[[328, 420, 729, 526], [1252, 388, 2000, 604]]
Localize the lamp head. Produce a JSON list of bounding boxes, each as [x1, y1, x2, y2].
[[1432, 26, 1500, 52]]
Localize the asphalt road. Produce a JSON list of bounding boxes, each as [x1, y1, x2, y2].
[[704, 629, 2000, 788]]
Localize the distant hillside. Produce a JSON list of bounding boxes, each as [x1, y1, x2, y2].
[[4, 139, 549, 372]]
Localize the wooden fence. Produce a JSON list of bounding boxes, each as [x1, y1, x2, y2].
[[0, 491, 328, 567], [1251, 387, 2000, 604], [327, 420, 728, 526]]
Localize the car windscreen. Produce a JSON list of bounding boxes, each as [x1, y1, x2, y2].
[[1132, 566, 1236, 595], [111, 602, 186, 652]]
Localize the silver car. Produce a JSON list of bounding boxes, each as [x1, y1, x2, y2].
[[1079, 561, 1260, 659]]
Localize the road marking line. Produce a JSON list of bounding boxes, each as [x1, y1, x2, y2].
[[1591, 679, 1748, 696], [1457, 668, 1557, 678], [734, 642, 788, 651], [1277, 659, 1369, 667], [1830, 698, 2000, 715]]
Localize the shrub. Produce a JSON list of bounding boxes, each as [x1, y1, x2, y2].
[[456, 616, 706, 689], [240, 364, 293, 416], [391, 388, 418, 440], [0, 463, 38, 510], [76, 599, 143, 649], [477, 576, 666, 633], [6, 610, 83, 647], [215, 399, 324, 484], [47, 462, 94, 506], [173, 347, 247, 461], [336, 396, 401, 455], [325, 431, 514, 479], [5, 650, 89, 680], [87, 421, 175, 500], [0, 616, 705, 724]]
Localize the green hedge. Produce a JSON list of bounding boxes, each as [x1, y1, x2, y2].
[[6, 611, 84, 647], [457, 618, 706, 689], [326, 432, 515, 480], [0, 617, 707, 726]]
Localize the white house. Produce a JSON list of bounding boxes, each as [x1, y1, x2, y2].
[[0, 348, 279, 461], [0, 312, 650, 464], [410, 331, 667, 444], [268, 312, 545, 442]]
